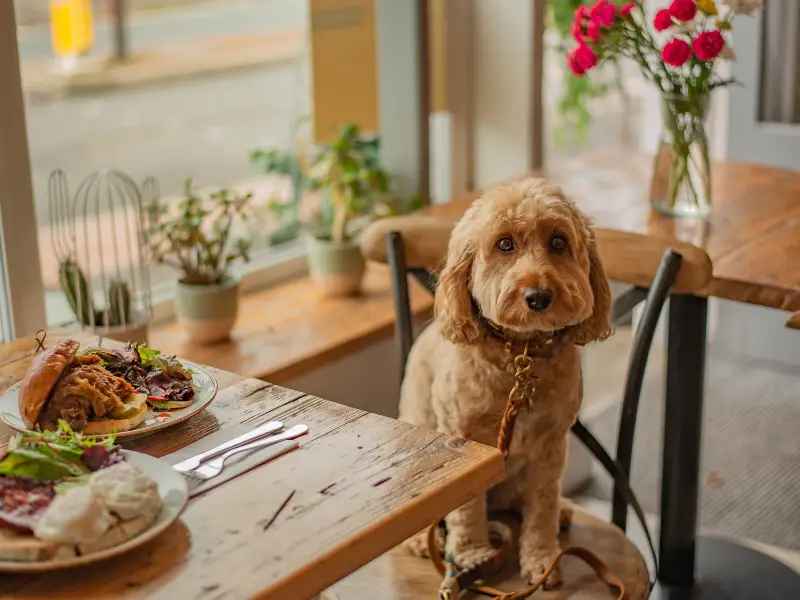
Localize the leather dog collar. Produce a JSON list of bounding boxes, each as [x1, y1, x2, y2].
[[470, 297, 571, 356]]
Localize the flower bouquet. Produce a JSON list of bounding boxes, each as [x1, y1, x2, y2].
[[567, 0, 763, 217]]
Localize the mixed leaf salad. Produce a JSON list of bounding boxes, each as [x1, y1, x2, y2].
[[84, 343, 198, 410], [0, 422, 122, 531]]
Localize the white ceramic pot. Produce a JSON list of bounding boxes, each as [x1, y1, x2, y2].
[[174, 276, 239, 344]]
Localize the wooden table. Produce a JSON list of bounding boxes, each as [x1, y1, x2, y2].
[[0, 334, 504, 600], [425, 151, 800, 599]]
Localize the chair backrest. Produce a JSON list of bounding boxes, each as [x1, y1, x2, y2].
[[361, 215, 713, 294]]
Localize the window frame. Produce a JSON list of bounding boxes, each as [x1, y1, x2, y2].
[[0, 1, 47, 340]]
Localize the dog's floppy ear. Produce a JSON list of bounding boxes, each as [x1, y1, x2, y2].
[[434, 217, 481, 345], [574, 231, 613, 344]]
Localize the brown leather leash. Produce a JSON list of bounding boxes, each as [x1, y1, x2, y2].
[[426, 336, 657, 599]]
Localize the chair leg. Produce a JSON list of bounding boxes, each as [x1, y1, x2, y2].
[[612, 250, 683, 531], [387, 232, 414, 384]]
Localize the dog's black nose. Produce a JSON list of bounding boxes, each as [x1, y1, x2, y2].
[[524, 288, 553, 312]]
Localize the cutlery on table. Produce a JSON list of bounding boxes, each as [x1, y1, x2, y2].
[[183, 424, 309, 485], [172, 420, 284, 473]]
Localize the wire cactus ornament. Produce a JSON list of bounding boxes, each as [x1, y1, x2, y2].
[[49, 169, 152, 341]]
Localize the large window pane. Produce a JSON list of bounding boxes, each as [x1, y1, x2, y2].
[[16, 0, 312, 327]]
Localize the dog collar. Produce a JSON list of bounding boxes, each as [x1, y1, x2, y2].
[[470, 297, 570, 356]]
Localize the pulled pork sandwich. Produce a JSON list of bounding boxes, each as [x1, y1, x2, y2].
[[18, 340, 147, 434]]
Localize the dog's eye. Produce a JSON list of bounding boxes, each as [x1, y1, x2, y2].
[[550, 235, 568, 254], [496, 237, 515, 253]]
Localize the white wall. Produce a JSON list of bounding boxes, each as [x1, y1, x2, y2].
[[471, 0, 534, 187]]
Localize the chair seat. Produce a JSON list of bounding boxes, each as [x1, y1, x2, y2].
[[323, 507, 650, 600]]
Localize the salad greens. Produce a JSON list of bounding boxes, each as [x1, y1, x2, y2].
[[84, 343, 197, 407], [0, 421, 120, 482]]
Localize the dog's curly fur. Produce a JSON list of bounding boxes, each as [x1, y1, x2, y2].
[[399, 178, 612, 588]]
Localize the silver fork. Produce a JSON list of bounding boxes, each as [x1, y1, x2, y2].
[[182, 424, 308, 486]]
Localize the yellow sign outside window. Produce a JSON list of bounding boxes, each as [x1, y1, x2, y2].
[[50, 0, 94, 57]]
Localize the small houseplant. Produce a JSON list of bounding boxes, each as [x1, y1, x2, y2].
[[251, 123, 424, 296], [304, 124, 393, 296], [147, 179, 252, 344], [566, 0, 762, 218]]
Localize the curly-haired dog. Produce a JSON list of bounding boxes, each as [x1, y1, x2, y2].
[[399, 178, 612, 587]]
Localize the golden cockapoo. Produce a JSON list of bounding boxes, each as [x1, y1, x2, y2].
[[399, 178, 612, 587]]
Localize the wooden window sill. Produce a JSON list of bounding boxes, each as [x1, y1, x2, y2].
[[148, 264, 433, 383]]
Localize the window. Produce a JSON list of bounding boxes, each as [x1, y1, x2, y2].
[[8, 0, 314, 331]]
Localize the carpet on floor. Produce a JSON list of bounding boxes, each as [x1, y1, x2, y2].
[[581, 344, 800, 551]]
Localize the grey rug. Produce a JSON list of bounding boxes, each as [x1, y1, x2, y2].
[[581, 343, 800, 551]]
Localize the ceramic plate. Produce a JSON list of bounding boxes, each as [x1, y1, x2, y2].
[[0, 450, 188, 572], [0, 359, 218, 441]]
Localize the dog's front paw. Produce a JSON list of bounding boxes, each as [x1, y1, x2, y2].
[[521, 551, 563, 590], [450, 544, 497, 570]]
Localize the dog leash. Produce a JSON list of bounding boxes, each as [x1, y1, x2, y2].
[[428, 341, 658, 599]]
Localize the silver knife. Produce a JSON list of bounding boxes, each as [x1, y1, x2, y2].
[[172, 420, 284, 473]]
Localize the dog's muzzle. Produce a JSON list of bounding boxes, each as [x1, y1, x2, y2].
[[524, 287, 552, 312]]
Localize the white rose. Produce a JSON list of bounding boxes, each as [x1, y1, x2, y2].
[[720, 0, 763, 16]]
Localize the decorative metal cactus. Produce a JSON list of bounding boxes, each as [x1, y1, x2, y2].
[[49, 169, 152, 337]]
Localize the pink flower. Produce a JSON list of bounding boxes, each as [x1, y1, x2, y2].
[[692, 30, 725, 60], [572, 6, 588, 40], [669, 0, 698, 21], [587, 20, 602, 41], [662, 38, 692, 66], [568, 50, 585, 76], [568, 44, 598, 76], [654, 9, 674, 31], [620, 3, 637, 18], [590, 0, 616, 28], [575, 44, 598, 70]]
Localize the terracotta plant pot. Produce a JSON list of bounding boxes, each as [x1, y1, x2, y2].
[[306, 236, 366, 297], [174, 276, 239, 344]]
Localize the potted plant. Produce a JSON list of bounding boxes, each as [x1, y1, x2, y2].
[[304, 124, 393, 296], [251, 122, 424, 296], [147, 179, 252, 344], [58, 260, 149, 344]]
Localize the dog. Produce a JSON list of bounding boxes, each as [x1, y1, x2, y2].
[[399, 178, 612, 588]]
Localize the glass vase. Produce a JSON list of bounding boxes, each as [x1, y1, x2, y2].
[[649, 94, 712, 218]]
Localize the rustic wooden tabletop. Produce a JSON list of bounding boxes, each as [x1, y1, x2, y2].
[[0, 333, 504, 600]]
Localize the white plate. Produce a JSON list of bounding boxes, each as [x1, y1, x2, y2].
[[0, 450, 188, 572], [0, 359, 218, 441]]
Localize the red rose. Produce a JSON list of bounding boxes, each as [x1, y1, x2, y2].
[[575, 44, 598, 70], [568, 49, 585, 76], [590, 0, 615, 28], [568, 44, 598, 76], [654, 9, 674, 31], [669, 0, 697, 22], [693, 30, 725, 61], [587, 20, 602, 41], [662, 38, 692, 66], [572, 6, 588, 40], [620, 3, 636, 18]]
